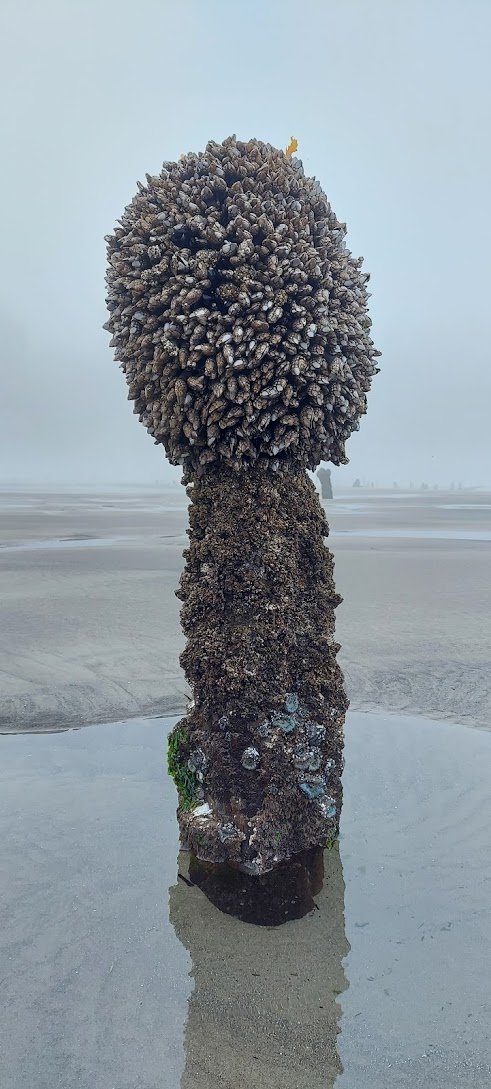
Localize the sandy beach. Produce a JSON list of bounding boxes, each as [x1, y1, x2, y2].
[[1, 486, 491, 1087], [1, 710, 490, 1088], [2, 0, 490, 1083], [1, 486, 490, 732]]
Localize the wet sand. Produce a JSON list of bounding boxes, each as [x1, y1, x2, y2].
[[2, 491, 490, 1085], [1, 711, 490, 1088], [1, 487, 490, 731]]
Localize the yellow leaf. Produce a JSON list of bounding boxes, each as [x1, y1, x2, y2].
[[285, 137, 298, 158]]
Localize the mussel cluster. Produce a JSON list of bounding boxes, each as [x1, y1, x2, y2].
[[104, 136, 379, 472]]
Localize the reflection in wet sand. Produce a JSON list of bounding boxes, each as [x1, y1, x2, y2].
[[169, 845, 349, 1089], [185, 846, 326, 926], [1, 714, 491, 1086]]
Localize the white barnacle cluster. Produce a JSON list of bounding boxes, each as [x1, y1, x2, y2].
[[104, 136, 379, 472]]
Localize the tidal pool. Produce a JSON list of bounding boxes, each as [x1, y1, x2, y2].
[[1, 712, 490, 1088]]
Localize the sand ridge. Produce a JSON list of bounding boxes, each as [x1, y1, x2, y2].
[[1, 488, 490, 732]]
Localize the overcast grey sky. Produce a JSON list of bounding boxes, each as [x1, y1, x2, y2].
[[0, 0, 490, 486]]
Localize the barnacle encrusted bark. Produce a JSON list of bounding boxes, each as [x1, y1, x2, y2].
[[174, 467, 347, 873], [104, 136, 379, 873]]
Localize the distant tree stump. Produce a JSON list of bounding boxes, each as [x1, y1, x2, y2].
[[318, 466, 333, 500]]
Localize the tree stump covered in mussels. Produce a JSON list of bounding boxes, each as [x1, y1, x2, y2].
[[318, 466, 333, 499], [104, 136, 379, 874]]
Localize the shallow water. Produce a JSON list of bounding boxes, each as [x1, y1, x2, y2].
[[0, 535, 133, 552], [0, 535, 185, 554], [1, 712, 490, 1088], [437, 503, 491, 510], [334, 528, 491, 542]]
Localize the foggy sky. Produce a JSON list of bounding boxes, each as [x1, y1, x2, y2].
[[1, 0, 490, 487]]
